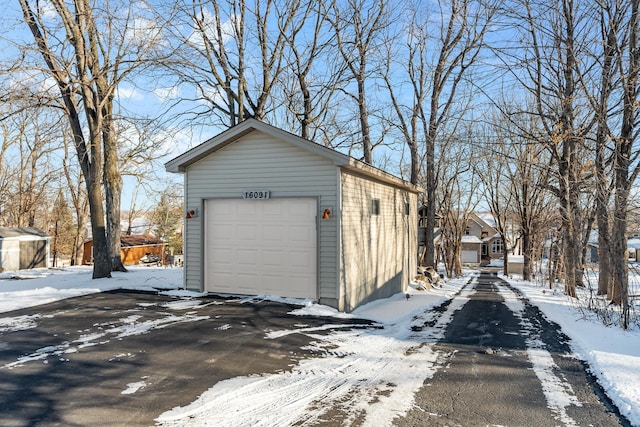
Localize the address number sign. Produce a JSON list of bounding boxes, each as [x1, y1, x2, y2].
[[242, 190, 270, 199]]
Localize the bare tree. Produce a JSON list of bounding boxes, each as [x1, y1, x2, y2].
[[117, 117, 171, 232], [50, 190, 76, 267], [62, 135, 89, 266], [0, 107, 58, 227], [150, 183, 184, 255], [327, 0, 390, 164], [164, 0, 302, 128], [512, 138, 554, 282], [559, 0, 639, 328], [475, 125, 518, 276], [608, 0, 640, 327], [0, 120, 13, 226], [17, 0, 166, 277], [581, 0, 622, 298], [436, 131, 481, 277], [278, 0, 345, 141], [503, 0, 598, 297], [383, 0, 498, 271]]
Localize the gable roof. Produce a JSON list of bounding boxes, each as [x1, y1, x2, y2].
[[468, 212, 499, 236], [461, 235, 483, 244], [121, 234, 165, 247], [475, 212, 497, 228], [165, 118, 423, 193], [85, 234, 165, 247], [0, 227, 48, 240]]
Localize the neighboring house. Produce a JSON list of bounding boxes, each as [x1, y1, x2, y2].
[[461, 235, 483, 264], [417, 206, 441, 266], [584, 230, 600, 264], [0, 227, 50, 272], [462, 213, 503, 265], [165, 118, 423, 312], [628, 237, 640, 261], [82, 234, 166, 265]]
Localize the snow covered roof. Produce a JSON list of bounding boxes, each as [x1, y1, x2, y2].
[[475, 212, 497, 228], [121, 234, 165, 247], [0, 227, 48, 240], [628, 238, 640, 249], [508, 255, 524, 263], [483, 232, 501, 242], [461, 235, 483, 244]]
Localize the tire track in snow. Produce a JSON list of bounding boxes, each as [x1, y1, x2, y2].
[[1, 311, 209, 369], [156, 279, 475, 427], [497, 284, 582, 426]]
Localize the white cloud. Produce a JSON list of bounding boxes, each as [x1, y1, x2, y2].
[[153, 86, 181, 102], [116, 85, 144, 101], [187, 7, 235, 50]]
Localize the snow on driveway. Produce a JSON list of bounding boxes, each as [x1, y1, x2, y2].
[[0, 266, 638, 425], [498, 285, 582, 426], [156, 277, 474, 426], [1, 309, 210, 370]]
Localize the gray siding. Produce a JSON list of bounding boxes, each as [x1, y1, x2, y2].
[[340, 171, 418, 311], [184, 130, 339, 302], [467, 220, 483, 238]]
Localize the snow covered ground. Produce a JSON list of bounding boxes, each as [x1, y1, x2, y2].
[[0, 266, 638, 425]]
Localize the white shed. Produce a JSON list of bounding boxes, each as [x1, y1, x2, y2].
[[0, 227, 50, 272], [165, 119, 422, 312]]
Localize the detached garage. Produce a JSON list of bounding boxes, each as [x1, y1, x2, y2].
[[165, 119, 422, 312], [0, 227, 50, 272]]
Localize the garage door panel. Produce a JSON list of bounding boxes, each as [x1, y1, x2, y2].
[[210, 273, 233, 288], [237, 251, 258, 267], [262, 250, 286, 266], [237, 226, 259, 241], [212, 228, 234, 241], [209, 202, 232, 215], [287, 251, 314, 268], [461, 250, 478, 263], [205, 198, 317, 299], [263, 225, 285, 240], [263, 203, 284, 215], [288, 202, 311, 215], [288, 226, 314, 243], [212, 250, 234, 265]]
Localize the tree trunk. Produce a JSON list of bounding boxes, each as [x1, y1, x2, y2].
[[503, 247, 509, 277], [559, 173, 579, 298], [87, 173, 112, 279], [595, 125, 612, 295], [357, 73, 372, 164], [425, 133, 436, 268], [72, 208, 88, 266], [103, 109, 127, 272], [522, 227, 532, 281]]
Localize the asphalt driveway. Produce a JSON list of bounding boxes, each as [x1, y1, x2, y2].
[[0, 290, 371, 427]]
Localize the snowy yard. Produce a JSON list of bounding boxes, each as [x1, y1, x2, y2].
[[0, 266, 638, 426]]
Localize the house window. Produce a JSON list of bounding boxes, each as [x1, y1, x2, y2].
[[404, 202, 410, 216], [482, 244, 488, 256], [491, 239, 504, 254], [371, 199, 381, 216], [465, 227, 471, 235]]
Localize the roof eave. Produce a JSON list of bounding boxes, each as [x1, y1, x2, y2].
[[165, 118, 425, 194], [340, 158, 424, 194]]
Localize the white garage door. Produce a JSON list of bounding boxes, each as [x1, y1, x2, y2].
[[461, 250, 478, 263], [204, 198, 317, 299]]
